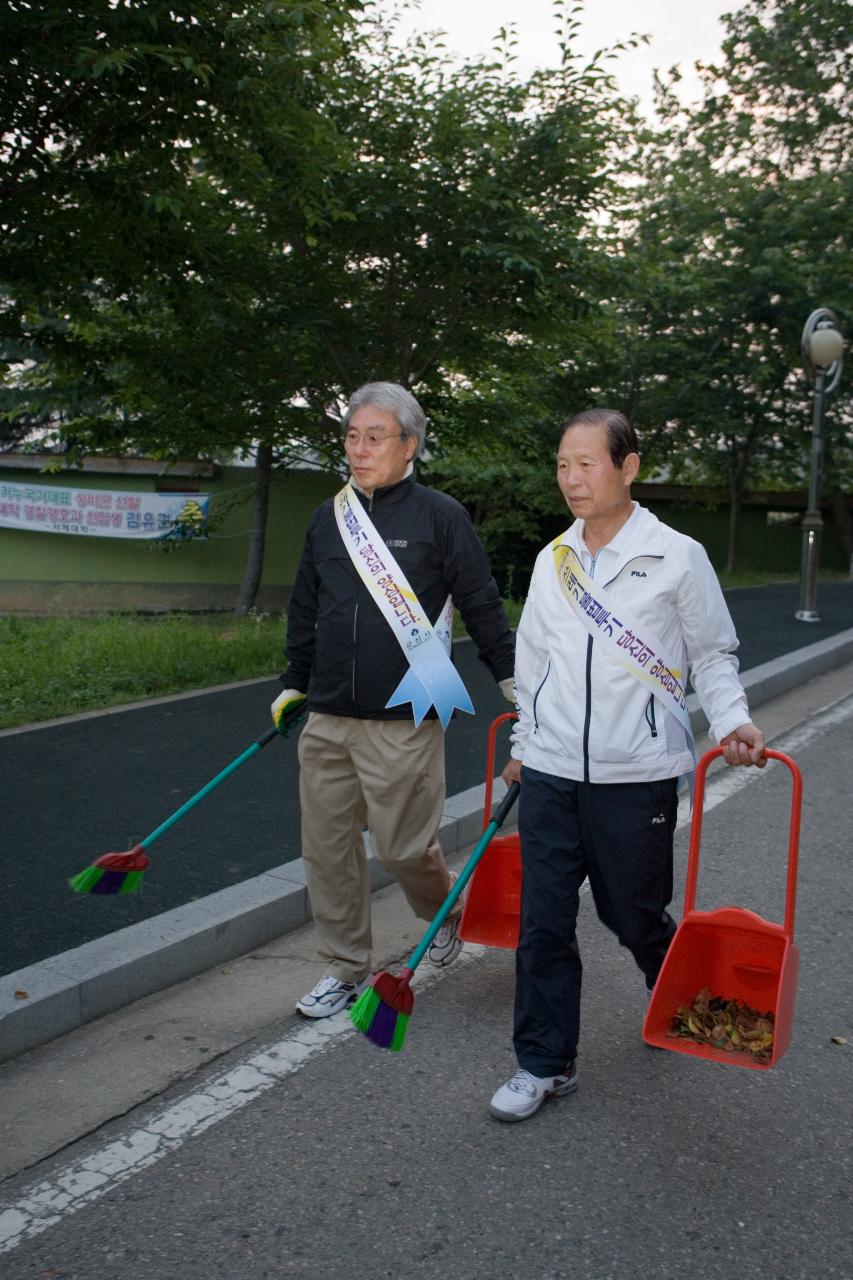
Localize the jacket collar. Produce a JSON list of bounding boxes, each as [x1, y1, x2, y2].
[[561, 502, 666, 568], [350, 463, 415, 504]]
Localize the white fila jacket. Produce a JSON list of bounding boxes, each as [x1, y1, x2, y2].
[[510, 503, 750, 783]]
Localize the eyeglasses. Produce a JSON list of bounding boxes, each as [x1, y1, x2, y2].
[[343, 430, 405, 449]]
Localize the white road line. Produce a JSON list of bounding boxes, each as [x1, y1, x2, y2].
[[3, 690, 852, 1257], [674, 689, 853, 832], [0, 948, 484, 1256]]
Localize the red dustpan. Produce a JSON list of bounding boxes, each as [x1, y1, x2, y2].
[[643, 746, 803, 1070], [459, 711, 522, 949]]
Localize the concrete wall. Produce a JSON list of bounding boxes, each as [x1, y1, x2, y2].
[[0, 461, 340, 614], [2, 456, 847, 615], [638, 498, 848, 575]]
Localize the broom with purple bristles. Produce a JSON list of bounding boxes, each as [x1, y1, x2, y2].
[[350, 781, 520, 1051], [68, 695, 307, 895]]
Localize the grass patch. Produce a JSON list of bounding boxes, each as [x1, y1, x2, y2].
[[715, 570, 798, 588], [452, 598, 523, 637], [3, 571, 841, 729], [2, 605, 524, 729], [715, 569, 849, 588], [0, 612, 285, 730], [499, 598, 524, 629]]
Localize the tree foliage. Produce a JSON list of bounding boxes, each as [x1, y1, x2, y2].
[[613, 0, 852, 570], [3, 0, 645, 603], [2, 0, 850, 596], [1, 0, 359, 297]]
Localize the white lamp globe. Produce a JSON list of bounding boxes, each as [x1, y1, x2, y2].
[[809, 325, 844, 368]]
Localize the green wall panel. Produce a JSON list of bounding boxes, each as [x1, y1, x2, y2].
[[0, 464, 341, 612]]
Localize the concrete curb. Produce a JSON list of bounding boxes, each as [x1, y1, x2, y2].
[[0, 777, 507, 1064], [688, 625, 853, 735], [3, 628, 851, 1064]]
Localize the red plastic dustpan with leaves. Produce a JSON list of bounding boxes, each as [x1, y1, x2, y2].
[[643, 746, 803, 1070]]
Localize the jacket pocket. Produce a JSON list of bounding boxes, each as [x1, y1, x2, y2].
[[532, 661, 551, 733]]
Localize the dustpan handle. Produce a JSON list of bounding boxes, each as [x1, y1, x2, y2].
[[683, 747, 803, 941], [483, 712, 518, 831]]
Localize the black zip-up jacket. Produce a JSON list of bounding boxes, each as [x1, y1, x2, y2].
[[282, 476, 514, 719]]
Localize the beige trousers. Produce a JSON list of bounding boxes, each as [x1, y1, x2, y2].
[[297, 712, 455, 982]]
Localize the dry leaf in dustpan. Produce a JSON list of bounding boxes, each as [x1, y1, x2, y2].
[[668, 987, 774, 1063]]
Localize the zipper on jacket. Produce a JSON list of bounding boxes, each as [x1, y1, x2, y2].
[[644, 694, 658, 738], [581, 549, 601, 783], [352, 601, 359, 709], [532, 661, 551, 732], [582, 635, 593, 782], [359, 492, 374, 707]]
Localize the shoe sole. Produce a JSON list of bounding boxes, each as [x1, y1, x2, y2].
[[427, 923, 465, 968], [295, 980, 370, 1019], [489, 1078, 578, 1123], [427, 943, 464, 967], [295, 1002, 353, 1019], [295, 992, 359, 1019], [428, 881, 466, 967]]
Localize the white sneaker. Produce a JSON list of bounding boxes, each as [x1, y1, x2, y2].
[[296, 974, 368, 1019], [489, 1063, 578, 1123], [427, 873, 466, 967], [427, 914, 465, 966]]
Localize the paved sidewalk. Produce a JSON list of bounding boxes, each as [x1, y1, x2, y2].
[[1, 679, 852, 1279]]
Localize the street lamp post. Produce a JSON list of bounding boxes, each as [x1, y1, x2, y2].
[[795, 308, 845, 622]]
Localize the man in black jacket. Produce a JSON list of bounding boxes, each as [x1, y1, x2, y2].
[[272, 382, 515, 1018]]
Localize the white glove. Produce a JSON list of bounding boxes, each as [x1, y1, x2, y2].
[[499, 678, 516, 705], [271, 688, 307, 731]]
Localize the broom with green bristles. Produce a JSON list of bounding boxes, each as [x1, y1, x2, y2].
[[68, 694, 308, 896], [350, 780, 520, 1052]]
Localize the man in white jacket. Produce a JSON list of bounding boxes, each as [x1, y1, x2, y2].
[[489, 408, 765, 1123]]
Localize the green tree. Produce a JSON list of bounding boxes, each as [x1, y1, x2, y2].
[[0, 0, 362, 454], [1, 0, 363, 607], [5, 2, 644, 608], [1, 0, 360, 297], [615, 0, 852, 571]]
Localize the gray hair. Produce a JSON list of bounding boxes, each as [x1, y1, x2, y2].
[[342, 382, 426, 454]]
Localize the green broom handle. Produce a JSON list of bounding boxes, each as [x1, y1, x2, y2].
[[139, 702, 305, 851], [407, 781, 520, 972]]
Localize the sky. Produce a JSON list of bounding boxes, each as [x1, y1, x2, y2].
[[379, 0, 736, 116]]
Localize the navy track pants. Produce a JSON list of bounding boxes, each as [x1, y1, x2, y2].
[[514, 766, 679, 1076]]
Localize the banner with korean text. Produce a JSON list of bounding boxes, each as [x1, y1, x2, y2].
[[0, 481, 209, 541]]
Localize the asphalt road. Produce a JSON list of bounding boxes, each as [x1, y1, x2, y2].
[[1, 580, 851, 977], [2, 694, 851, 1279]]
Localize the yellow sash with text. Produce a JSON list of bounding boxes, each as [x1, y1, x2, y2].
[[552, 540, 694, 743]]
